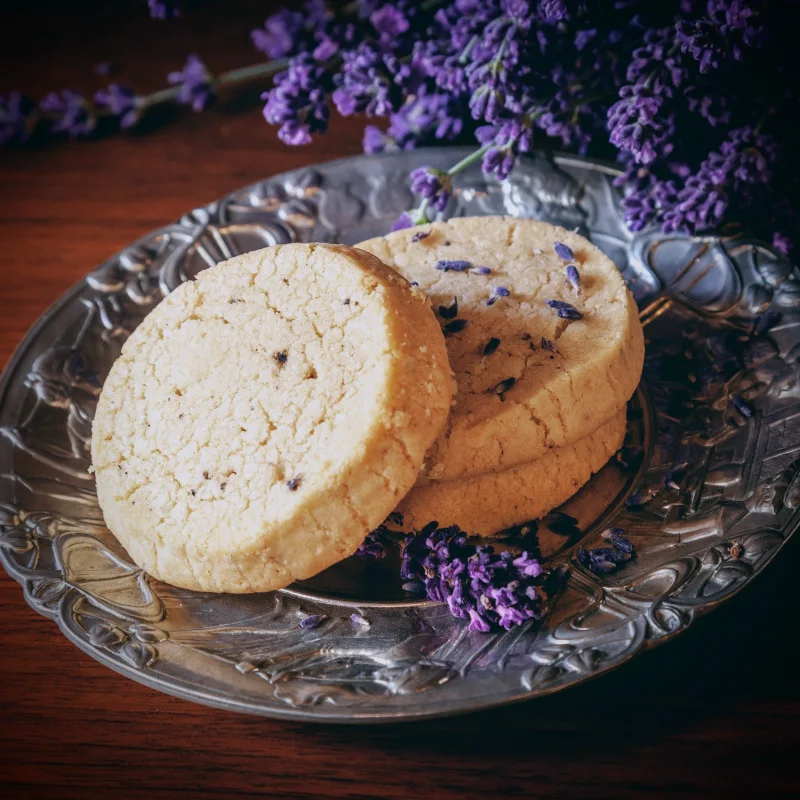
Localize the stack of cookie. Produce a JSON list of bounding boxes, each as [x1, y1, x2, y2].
[[91, 217, 643, 594], [357, 216, 644, 535]]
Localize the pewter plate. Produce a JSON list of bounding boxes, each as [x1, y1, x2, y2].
[[2, 149, 799, 723]]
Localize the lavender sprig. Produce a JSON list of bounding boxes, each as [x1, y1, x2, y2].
[[401, 523, 549, 632]]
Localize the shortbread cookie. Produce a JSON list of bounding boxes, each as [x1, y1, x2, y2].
[[91, 244, 453, 593], [395, 408, 627, 535], [357, 217, 643, 482]]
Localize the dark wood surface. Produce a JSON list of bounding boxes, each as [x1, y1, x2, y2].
[[1, 4, 797, 799]]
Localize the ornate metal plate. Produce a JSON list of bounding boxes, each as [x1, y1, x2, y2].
[[1, 149, 799, 722]]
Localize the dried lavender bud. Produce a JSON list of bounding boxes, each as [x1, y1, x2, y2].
[[410, 281, 419, 287], [625, 487, 658, 507], [438, 296, 459, 319], [554, 242, 574, 261], [540, 337, 558, 353], [342, 298, 350, 305], [350, 612, 370, 627], [617, 445, 644, 471], [486, 286, 510, 306], [752, 311, 781, 337], [546, 299, 583, 320], [286, 476, 302, 491], [436, 259, 471, 272], [601, 527, 633, 553], [488, 377, 516, 398], [482, 337, 501, 357], [401, 524, 548, 631], [470, 266, 492, 275], [387, 511, 404, 526], [566, 265, 581, 294], [299, 614, 326, 630], [355, 528, 387, 558], [273, 350, 288, 365], [664, 462, 688, 491], [549, 510, 578, 525], [577, 529, 635, 575], [731, 393, 753, 418], [411, 230, 430, 242], [443, 318, 469, 336]]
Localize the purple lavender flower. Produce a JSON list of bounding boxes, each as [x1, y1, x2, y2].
[[483, 337, 501, 356], [554, 241, 574, 261], [486, 286, 510, 306], [371, 4, 410, 44], [443, 318, 470, 336], [355, 528, 388, 558], [251, 9, 305, 60], [299, 614, 326, 629], [438, 296, 459, 319], [676, 1, 765, 72], [333, 43, 407, 119], [731, 393, 753, 418], [538, 0, 567, 22], [0, 92, 36, 145], [168, 54, 214, 112], [401, 523, 549, 631], [578, 529, 634, 575], [566, 265, 581, 294], [661, 127, 777, 234], [546, 299, 583, 320], [541, 337, 558, 353], [607, 28, 684, 165], [148, 0, 180, 19], [363, 125, 389, 153], [39, 90, 96, 137], [262, 54, 330, 145], [410, 166, 452, 212], [94, 84, 141, 129], [436, 259, 471, 272]]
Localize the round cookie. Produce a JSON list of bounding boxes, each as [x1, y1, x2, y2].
[[91, 243, 453, 593], [394, 408, 627, 535], [357, 217, 643, 482]]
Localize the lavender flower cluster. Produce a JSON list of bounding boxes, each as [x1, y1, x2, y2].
[[252, 0, 797, 250], [400, 522, 549, 632], [2, 1, 797, 250]]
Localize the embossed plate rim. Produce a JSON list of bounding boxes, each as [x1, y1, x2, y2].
[[1, 147, 798, 722]]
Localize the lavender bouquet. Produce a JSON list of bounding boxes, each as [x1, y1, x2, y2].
[[2, 0, 797, 251]]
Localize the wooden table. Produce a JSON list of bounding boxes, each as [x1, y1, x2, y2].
[[1, 4, 797, 798]]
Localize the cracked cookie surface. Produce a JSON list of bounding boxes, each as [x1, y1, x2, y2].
[[394, 408, 627, 535], [91, 243, 453, 593], [357, 217, 644, 482]]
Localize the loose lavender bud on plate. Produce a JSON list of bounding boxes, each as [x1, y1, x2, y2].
[[731, 393, 753, 418], [482, 337, 501, 357], [566, 265, 581, 294], [443, 318, 469, 336], [546, 299, 583, 320], [350, 613, 370, 627], [601, 527, 633, 553], [299, 614, 326, 630], [436, 259, 471, 272], [554, 242, 574, 261]]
